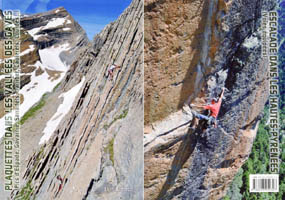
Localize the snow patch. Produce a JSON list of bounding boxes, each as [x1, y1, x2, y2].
[[27, 27, 42, 40], [39, 43, 70, 71], [44, 18, 66, 29], [19, 61, 66, 117], [62, 27, 71, 31], [0, 67, 66, 138], [39, 77, 85, 144], [0, 42, 71, 139]]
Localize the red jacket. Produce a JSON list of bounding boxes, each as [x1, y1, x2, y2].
[[203, 99, 222, 118]]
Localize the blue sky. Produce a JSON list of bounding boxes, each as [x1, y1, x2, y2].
[[1, 0, 132, 39]]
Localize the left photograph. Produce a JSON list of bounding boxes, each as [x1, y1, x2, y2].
[[0, 0, 143, 199]]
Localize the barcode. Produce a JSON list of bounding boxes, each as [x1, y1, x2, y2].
[[250, 174, 279, 192]]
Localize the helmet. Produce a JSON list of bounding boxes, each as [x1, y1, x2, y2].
[[211, 98, 218, 103]]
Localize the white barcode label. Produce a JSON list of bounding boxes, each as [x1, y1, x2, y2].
[[250, 174, 279, 192]]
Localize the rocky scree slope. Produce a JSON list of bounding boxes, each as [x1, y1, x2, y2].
[[12, 0, 143, 199], [144, 0, 275, 199]]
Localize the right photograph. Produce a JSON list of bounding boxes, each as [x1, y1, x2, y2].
[[144, 0, 284, 200]]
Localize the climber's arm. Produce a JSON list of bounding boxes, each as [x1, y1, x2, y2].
[[114, 64, 121, 69], [219, 87, 225, 101], [190, 103, 207, 109]]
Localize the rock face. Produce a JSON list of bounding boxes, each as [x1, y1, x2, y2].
[[144, 0, 275, 199], [144, 0, 210, 124], [20, 7, 88, 62], [11, 0, 143, 199]]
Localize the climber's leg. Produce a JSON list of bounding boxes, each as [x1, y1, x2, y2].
[[194, 113, 210, 121], [194, 117, 199, 127], [108, 69, 114, 80], [207, 116, 217, 128], [213, 118, 217, 128], [193, 113, 215, 129]]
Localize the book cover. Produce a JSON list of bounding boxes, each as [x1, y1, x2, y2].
[[1, 0, 143, 199], [144, 0, 284, 199], [1, 0, 284, 199]]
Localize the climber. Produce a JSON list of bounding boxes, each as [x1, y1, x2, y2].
[[56, 175, 63, 193], [190, 87, 225, 128], [107, 64, 121, 81]]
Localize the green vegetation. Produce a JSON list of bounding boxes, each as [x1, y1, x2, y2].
[[103, 108, 128, 130], [224, 48, 285, 199], [104, 138, 115, 165], [19, 93, 47, 125], [53, 81, 61, 92], [224, 103, 285, 199], [103, 124, 109, 130], [19, 81, 62, 125], [15, 146, 45, 200], [224, 168, 244, 200], [102, 109, 129, 164], [118, 109, 128, 120], [14, 180, 34, 200]]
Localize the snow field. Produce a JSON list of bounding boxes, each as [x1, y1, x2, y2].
[[39, 77, 85, 144]]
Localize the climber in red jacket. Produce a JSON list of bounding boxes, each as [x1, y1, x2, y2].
[[190, 88, 225, 128]]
